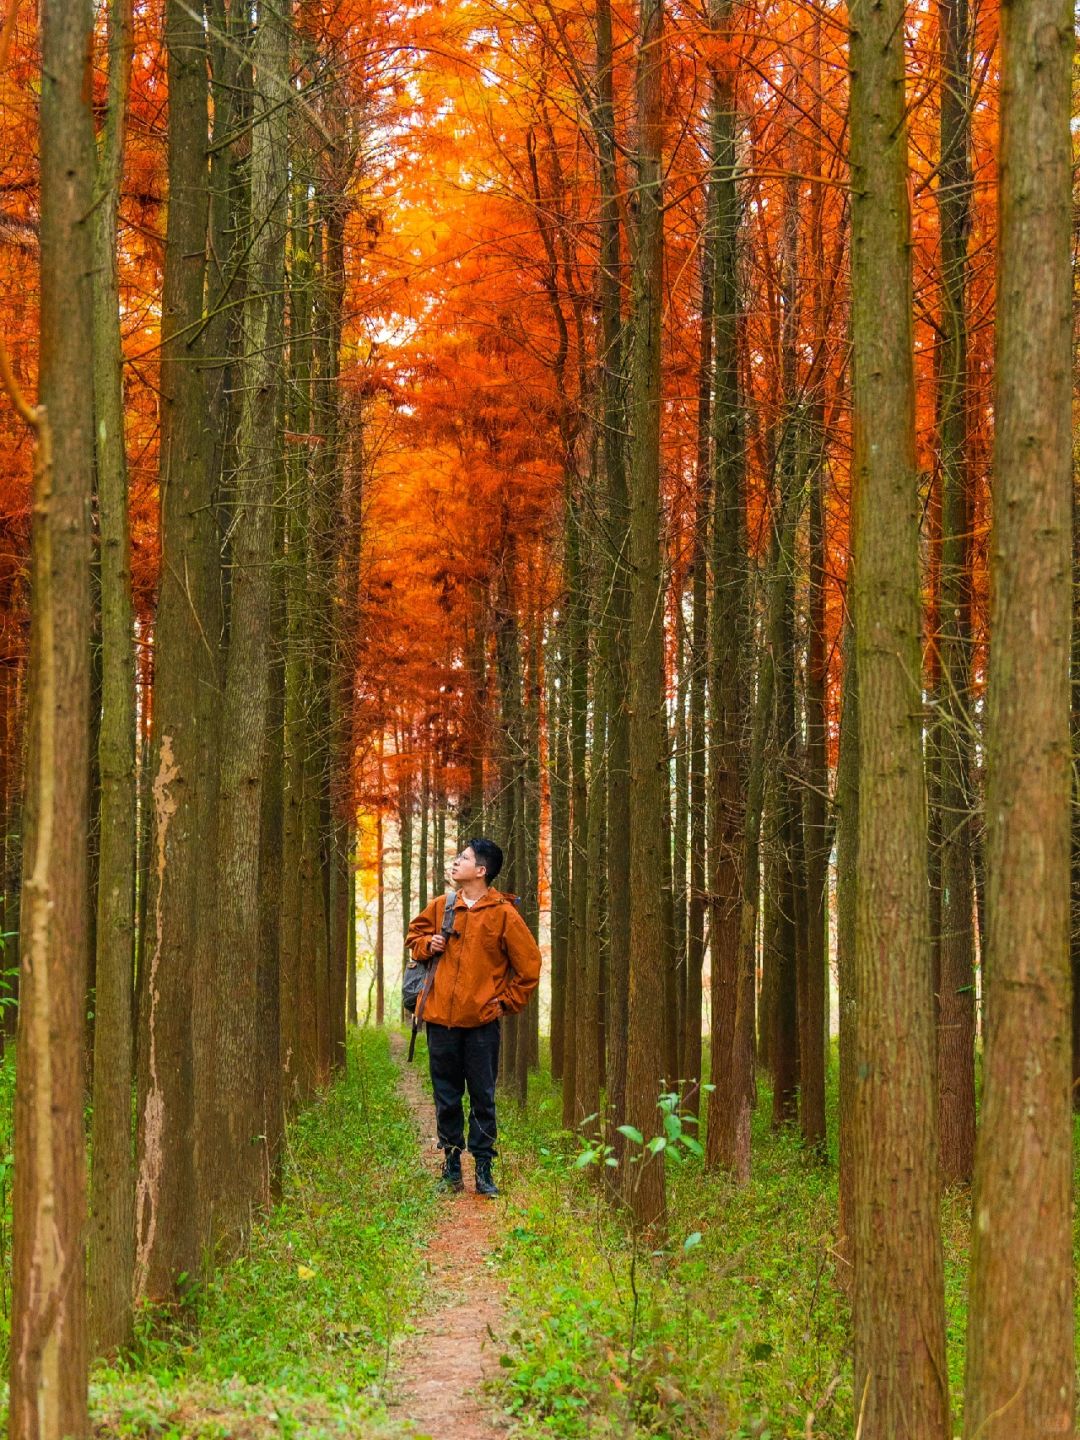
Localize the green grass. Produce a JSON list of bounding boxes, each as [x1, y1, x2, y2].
[[486, 1044, 1080, 1440], [488, 1059, 852, 1439], [89, 1027, 435, 1437], [0, 1019, 1072, 1437]]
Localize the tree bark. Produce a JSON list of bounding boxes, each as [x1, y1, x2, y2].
[[835, 613, 858, 1280], [934, 0, 976, 1188], [963, 0, 1075, 1425], [704, 0, 748, 1175], [135, 0, 216, 1305], [593, 0, 631, 1155], [88, 0, 136, 1360], [8, 1, 95, 1430], [683, 210, 712, 1114], [208, 0, 291, 1252], [548, 624, 569, 1081], [562, 497, 586, 1129], [623, 0, 667, 1231], [849, 0, 950, 1418]]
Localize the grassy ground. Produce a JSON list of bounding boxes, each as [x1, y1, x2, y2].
[[485, 1047, 1052, 1440], [0, 1024, 1067, 1438], [0, 1028, 436, 1438]]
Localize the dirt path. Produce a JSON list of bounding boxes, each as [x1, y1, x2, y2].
[[390, 1032, 513, 1440]]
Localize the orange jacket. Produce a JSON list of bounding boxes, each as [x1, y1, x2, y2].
[[406, 889, 542, 1029]]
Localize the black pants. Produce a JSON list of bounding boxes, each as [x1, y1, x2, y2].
[[426, 1019, 500, 1162]]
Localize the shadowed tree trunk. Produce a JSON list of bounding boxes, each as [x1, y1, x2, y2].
[[88, 0, 136, 1358], [209, 0, 291, 1252], [964, 0, 1075, 1426], [934, 0, 977, 1188], [849, 0, 950, 1418], [683, 212, 712, 1113], [835, 613, 858, 1280], [623, 0, 667, 1231], [800, 65, 830, 1150], [593, 0, 631, 1155], [135, 0, 216, 1305], [705, 0, 749, 1175], [548, 623, 569, 1081], [561, 495, 585, 1129], [8, 0, 95, 1429]]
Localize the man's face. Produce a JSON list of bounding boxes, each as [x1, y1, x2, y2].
[[451, 847, 486, 884]]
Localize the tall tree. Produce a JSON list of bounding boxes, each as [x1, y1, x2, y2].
[[7, 0, 95, 1429], [704, 0, 749, 1176], [934, 0, 976, 1188], [963, 0, 1075, 1424], [134, 0, 215, 1306], [89, 0, 137, 1357], [623, 0, 668, 1230], [593, 0, 632, 1153], [848, 0, 950, 1422], [209, 0, 292, 1249]]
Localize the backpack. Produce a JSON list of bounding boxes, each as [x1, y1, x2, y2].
[[405, 888, 457, 1062]]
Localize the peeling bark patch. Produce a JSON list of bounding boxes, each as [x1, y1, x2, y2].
[[134, 736, 180, 1297]]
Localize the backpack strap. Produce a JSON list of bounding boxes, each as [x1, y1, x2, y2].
[[407, 888, 458, 1062]]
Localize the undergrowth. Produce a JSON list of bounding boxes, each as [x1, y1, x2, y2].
[[488, 1046, 1040, 1440], [89, 1026, 434, 1438]]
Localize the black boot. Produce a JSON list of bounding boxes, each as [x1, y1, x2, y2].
[[475, 1156, 499, 1197], [438, 1150, 464, 1193]]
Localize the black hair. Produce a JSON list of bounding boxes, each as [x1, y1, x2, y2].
[[466, 836, 503, 883]]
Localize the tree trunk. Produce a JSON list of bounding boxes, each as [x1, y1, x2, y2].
[[8, 1, 95, 1429], [934, 0, 976, 1188], [849, 0, 950, 1417], [684, 210, 712, 1113], [593, 0, 631, 1155], [548, 623, 569, 1080], [562, 497, 586, 1129], [258, 504, 285, 1206], [418, 757, 429, 915], [135, 0, 215, 1305], [835, 614, 858, 1280], [279, 178, 313, 1107], [705, 0, 748, 1175], [964, 0, 1075, 1426], [672, 621, 688, 1079], [623, 0, 667, 1231], [88, 0, 136, 1360], [375, 810, 385, 1025], [801, 76, 830, 1149], [568, 496, 599, 1130], [208, 0, 291, 1251]]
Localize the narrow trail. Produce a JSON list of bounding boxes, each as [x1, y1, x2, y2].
[[389, 1032, 513, 1440]]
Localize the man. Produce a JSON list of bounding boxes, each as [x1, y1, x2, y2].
[[405, 837, 542, 1196]]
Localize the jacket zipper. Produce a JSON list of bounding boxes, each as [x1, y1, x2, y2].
[[448, 903, 469, 1027]]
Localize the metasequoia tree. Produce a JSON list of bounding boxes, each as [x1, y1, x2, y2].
[[848, 0, 950, 1424], [934, 0, 976, 1188], [134, 0, 215, 1304], [88, 0, 136, 1356], [6, 0, 95, 1431], [963, 0, 1075, 1425], [705, 0, 750, 1177], [210, 0, 293, 1248], [623, 0, 668, 1231]]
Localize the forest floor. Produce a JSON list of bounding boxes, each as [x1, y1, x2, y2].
[[0, 1025, 1044, 1438], [389, 1031, 511, 1440]]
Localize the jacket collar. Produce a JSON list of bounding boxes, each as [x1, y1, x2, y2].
[[453, 886, 504, 910]]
